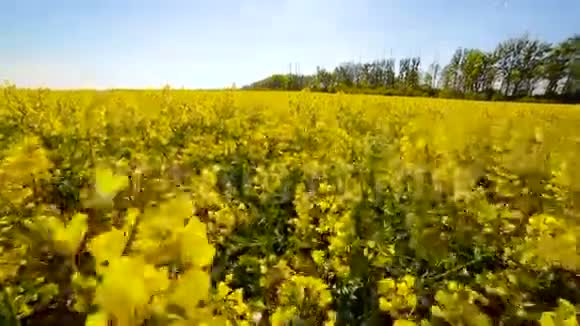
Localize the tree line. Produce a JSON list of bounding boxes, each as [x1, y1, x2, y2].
[[245, 34, 580, 103]]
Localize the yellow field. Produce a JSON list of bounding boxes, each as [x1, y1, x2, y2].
[[1, 88, 580, 325]]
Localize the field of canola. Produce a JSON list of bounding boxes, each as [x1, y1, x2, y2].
[[1, 86, 580, 325]]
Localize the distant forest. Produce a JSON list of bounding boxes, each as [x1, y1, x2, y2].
[[244, 34, 580, 103]]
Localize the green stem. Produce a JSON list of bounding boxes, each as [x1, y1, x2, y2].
[[425, 258, 481, 283], [121, 213, 141, 256], [0, 287, 20, 326]]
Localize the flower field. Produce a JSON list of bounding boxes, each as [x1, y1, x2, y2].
[[1, 87, 579, 325]]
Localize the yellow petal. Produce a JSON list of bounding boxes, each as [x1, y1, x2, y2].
[[85, 311, 109, 326], [95, 167, 128, 198], [170, 269, 210, 318], [94, 257, 149, 325], [89, 229, 127, 273], [180, 217, 215, 268]]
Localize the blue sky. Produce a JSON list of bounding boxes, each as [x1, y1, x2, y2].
[[1, 0, 578, 89]]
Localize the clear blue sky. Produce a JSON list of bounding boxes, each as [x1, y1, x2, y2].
[[1, 0, 578, 89]]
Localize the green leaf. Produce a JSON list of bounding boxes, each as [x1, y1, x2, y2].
[[311, 250, 326, 265], [0, 288, 19, 326]]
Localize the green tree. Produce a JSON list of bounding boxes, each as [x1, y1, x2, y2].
[[543, 40, 575, 96], [383, 58, 397, 88], [442, 48, 466, 91], [314, 67, 335, 92], [517, 38, 550, 96], [494, 35, 549, 96], [409, 57, 421, 88], [562, 35, 580, 97], [334, 63, 356, 88], [427, 61, 441, 89], [460, 49, 496, 94], [398, 57, 421, 89]]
